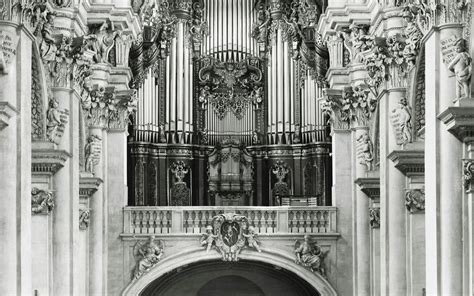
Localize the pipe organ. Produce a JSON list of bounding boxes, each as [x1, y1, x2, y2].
[[128, 0, 332, 207]]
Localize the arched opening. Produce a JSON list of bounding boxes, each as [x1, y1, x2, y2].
[[140, 260, 321, 296], [197, 275, 264, 296]]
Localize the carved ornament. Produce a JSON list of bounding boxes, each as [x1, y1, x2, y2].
[[356, 131, 374, 171], [170, 161, 190, 206], [390, 97, 413, 146], [369, 207, 380, 228], [405, 189, 425, 213], [31, 187, 54, 215], [84, 135, 101, 175], [46, 97, 69, 144], [203, 213, 262, 261], [464, 160, 474, 192], [79, 209, 90, 230]]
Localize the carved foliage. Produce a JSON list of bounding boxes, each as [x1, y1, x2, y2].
[[31, 51, 44, 140], [405, 189, 425, 213], [31, 187, 54, 215]]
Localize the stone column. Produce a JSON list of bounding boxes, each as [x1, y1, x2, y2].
[[0, 23, 33, 296], [424, 24, 464, 295], [352, 126, 371, 296]]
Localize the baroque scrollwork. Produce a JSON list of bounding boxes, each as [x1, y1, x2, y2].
[[294, 235, 328, 277], [405, 189, 425, 213], [79, 209, 90, 230], [31, 187, 54, 215], [132, 236, 164, 280]]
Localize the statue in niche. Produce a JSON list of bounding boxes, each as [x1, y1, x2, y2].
[[294, 235, 328, 277], [200, 225, 218, 253], [84, 135, 102, 174], [356, 132, 374, 171], [252, 130, 260, 145], [243, 226, 262, 253], [87, 20, 121, 64], [448, 38, 471, 101], [132, 236, 164, 280]]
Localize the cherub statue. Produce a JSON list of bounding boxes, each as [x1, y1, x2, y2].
[[448, 38, 471, 101], [46, 97, 62, 142], [243, 226, 262, 252], [252, 87, 263, 109], [39, 12, 58, 61], [200, 225, 217, 253], [198, 86, 210, 110], [294, 235, 329, 276], [132, 236, 164, 280]]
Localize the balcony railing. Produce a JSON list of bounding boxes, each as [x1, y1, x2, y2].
[[123, 206, 337, 235]]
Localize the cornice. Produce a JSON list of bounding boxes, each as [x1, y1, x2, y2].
[[354, 177, 380, 201], [387, 148, 424, 177], [79, 173, 103, 199], [438, 105, 474, 143], [32, 146, 71, 176]]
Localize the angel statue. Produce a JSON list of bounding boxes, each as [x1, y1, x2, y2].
[[294, 235, 328, 277], [132, 236, 164, 280], [243, 226, 262, 253], [200, 225, 218, 253]]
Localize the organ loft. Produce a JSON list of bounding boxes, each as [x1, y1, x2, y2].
[[1, 0, 474, 295], [128, 0, 332, 208]]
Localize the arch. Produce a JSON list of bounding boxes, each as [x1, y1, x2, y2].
[[122, 247, 338, 296], [197, 275, 264, 296]]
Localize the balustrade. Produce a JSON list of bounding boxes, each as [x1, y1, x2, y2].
[[124, 206, 337, 235]]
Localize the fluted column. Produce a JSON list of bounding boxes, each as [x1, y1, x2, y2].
[[424, 24, 464, 295]]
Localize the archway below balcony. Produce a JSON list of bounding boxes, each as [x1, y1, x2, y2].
[[121, 248, 338, 296]]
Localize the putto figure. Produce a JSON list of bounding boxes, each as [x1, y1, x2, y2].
[[294, 235, 328, 277], [243, 226, 262, 252], [200, 225, 218, 253], [448, 38, 471, 101], [132, 236, 164, 280]]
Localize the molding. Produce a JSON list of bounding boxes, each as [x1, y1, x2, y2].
[[387, 149, 424, 177], [32, 147, 71, 176], [354, 177, 380, 201], [438, 105, 474, 142], [0, 102, 18, 130], [79, 173, 103, 199]]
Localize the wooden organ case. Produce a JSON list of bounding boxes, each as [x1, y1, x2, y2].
[[127, 0, 332, 207]]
